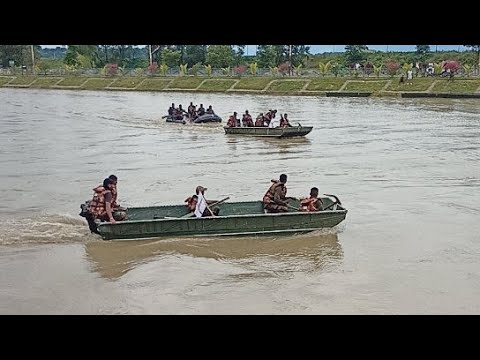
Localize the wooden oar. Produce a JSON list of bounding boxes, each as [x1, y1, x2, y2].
[[179, 197, 230, 219]]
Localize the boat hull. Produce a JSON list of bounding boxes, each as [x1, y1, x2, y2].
[[224, 126, 313, 137], [96, 199, 346, 241], [193, 114, 222, 123]]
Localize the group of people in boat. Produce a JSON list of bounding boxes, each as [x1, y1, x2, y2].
[[168, 102, 216, 121], [80, 173, 324, 233], [226, 109, 293, 128]]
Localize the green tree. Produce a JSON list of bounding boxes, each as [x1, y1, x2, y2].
[[256, 45, 278, 68], [345, 45, 368, 64], [63, 45, 98, 67], [415, 45, 431, 54], [184, 45, 206, 66], [0, 45, 35, 68], [233, 45, 246, 64], [206, 45, 234, 68], [465, 45, 480, 68], [160, 48, 181, 68]]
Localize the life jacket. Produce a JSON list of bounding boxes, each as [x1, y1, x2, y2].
[[88, 186, 111, 218], [263, 180, 287, 204], [300, 197, 322, 212], [184, 196, 198, 212], [93, 184, 117, 209], [227, 116, 237, 127]]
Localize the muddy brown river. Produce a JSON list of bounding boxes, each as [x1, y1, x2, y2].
[[1, 88, 479, 314]]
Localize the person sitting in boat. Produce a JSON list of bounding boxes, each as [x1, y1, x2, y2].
[[242, 110, 254, 127], [84, 178, 125, 234], [168, 103, 176, 116], [300, 187, 323, 212], [280, 113, 292, 128], [262, 174, 289, 213], [174, 104, 187, 120], [194, 186, 220, 217], [197, 104, 206, 116], [184, 194, 198, 212], [255, 113, 265, 127], [268, 114, 281, 128], [206, 105, 215, 115], [226, 112, 239, 127]]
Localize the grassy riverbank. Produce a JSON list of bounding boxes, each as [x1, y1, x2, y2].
[[2, 75, 480, 98]]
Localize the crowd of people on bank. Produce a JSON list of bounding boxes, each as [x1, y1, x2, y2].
[[80, 174, 325, 233]]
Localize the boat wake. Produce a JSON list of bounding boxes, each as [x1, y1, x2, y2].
[[0, 214, 98, 246]]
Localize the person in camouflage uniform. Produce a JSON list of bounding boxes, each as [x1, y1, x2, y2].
[[262, 174, 289, 213]]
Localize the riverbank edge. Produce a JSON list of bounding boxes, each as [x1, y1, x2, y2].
[[2, 76, 480, 99]]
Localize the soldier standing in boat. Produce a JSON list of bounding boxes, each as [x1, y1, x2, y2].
[[242, 110, 254, 127], [262, 174, 289, 213]]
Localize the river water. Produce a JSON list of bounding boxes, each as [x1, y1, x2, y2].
[[1, 88, 479, 314]]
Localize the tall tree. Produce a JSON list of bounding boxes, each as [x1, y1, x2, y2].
[[465, 45, 480, 67], [0, 45, 33, 67], [345, 45, 369, 64], [256, 45, 278, 68], [160, 48, 181, 67], [63, 45, 98, 67], [184, 45, 206, 66], [415, 45, 431, 54], [205, 45, 234, 68]]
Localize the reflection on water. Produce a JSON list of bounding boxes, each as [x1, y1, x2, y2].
[[85, 232, 341, 280]]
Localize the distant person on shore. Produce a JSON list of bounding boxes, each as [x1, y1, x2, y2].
[[262, 174, 289, 213], [300, 187, 323, 212]]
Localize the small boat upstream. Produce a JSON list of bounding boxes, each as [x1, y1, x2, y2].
[[224, 125, 313, 138], [163, 114, 222, 124]]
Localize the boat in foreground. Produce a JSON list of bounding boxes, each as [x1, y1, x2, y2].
[[224, 125, 313, 138], [95, 196, 347, 241]]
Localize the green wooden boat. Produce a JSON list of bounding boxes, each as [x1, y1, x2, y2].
[[95, 196, 347, 241], [224, 125, 313, 138]]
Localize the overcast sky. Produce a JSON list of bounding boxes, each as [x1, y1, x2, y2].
[[41, 45, 468, 54]]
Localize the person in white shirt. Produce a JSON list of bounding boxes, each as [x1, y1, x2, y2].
[[194, 186, 219, 217]]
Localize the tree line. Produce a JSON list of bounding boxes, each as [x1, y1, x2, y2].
[[1, 45, 479, 73]]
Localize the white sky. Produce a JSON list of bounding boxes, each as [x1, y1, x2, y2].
[[41, 45, 468, 54]]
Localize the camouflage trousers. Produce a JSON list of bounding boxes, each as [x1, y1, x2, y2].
[[264, 203, 289, 213]]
